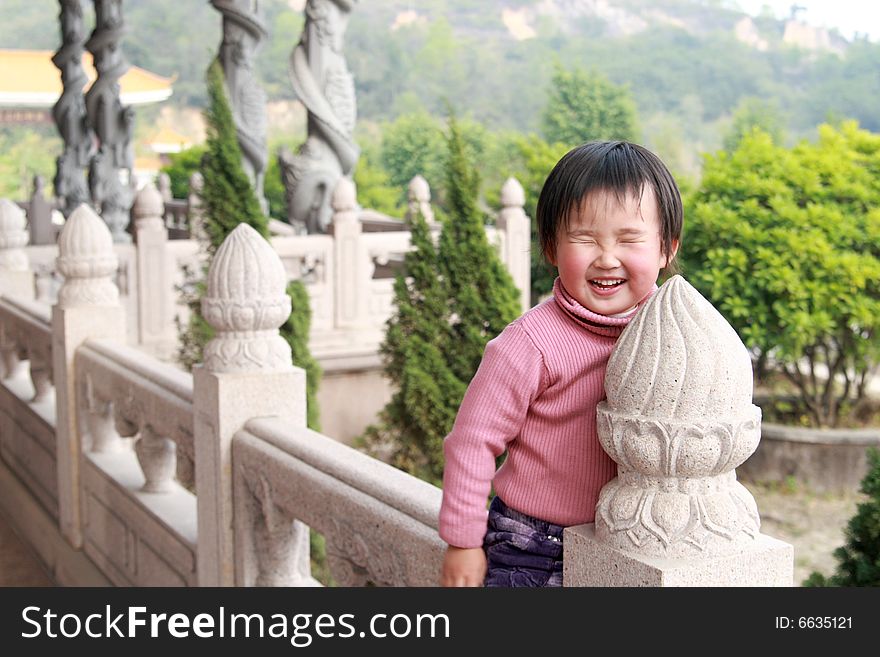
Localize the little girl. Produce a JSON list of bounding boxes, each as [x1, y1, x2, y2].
[[439, 141, 683, 586]]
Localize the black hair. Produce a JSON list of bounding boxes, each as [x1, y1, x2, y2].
[[536, 141, 683, 269]]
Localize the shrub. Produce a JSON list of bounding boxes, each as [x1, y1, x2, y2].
[[680, 123, 880, 427]]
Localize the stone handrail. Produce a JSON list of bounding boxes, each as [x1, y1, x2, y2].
[[233, 417, 444, 586], [75, 338, 195, 490], [0, 296, 53, 403]]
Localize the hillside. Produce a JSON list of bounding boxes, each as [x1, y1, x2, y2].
[[0, 0, 878, 174]]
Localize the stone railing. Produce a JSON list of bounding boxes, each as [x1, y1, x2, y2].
[[1, 203, 445, 586], [17, 174, 531, 366], [234, 418, 444, 586]]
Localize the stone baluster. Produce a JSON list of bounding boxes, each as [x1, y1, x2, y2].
[[53, 202, 126, 547], [135, 423, 177, 493], [187, 172, 208, 242], [27, 341, 53, 404], [52, 0, 93, 218], [328, 177, 368, 330], [194, 223, 307, 586], [132, 184, 171, 350], [497, 177, 530, 312], [405, 175, 434, 225], [563, 275, 793, 586], [85, 0, 135, 243], [0, 199, 34, 300], [28, 175, 57, 246]]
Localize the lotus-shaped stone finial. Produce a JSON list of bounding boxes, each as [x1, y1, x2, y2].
[[595, 275, 762, 557]]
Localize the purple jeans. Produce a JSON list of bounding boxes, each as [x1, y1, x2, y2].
[[483, 496, 564, 587]]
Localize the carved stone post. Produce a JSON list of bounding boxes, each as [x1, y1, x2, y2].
[[279, 0, 360, 234], [405, 175, 434, 225], [210, 0, 269, 215], [52, 203, 126, 547], [328, 177, 368, 330], [497, 177, 530, 313], [563, 276, 793, 586], [194, 223, 306, 586], [132, 184, 170, 350], [52, 0, 93, 218], [0, 199, 34, 300], [85, 0, 135, 243]]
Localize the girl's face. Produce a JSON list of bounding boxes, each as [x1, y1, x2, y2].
[[549, 185, 677, 316]]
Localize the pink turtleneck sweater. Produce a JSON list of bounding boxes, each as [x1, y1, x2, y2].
[[439, 278, 649, 549]]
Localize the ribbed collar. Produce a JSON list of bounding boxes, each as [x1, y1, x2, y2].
[[552, 278, 654, 338]]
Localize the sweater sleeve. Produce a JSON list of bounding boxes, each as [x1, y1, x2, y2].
[[438, 321, 549, 548]]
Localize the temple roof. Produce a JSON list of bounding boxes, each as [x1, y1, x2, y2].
[[0, 49, 173, 108]]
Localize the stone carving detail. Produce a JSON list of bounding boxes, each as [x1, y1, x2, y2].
[[85, 0, 135, 243], [27, 341, 53, 403], [56, 203, 120, 309], [0, 199, 29, 272], [135, 423, 177, 493], [53, 0, 93, 217], [405, 175, 434, 224], [245, 473, 311, 586], [211, 0, 269, 214], [202, 224, 293, 373], [280, 0, 360, 234], [85, 375, 121, 452], [500, 177, 526, 212], [324, 516, 406, 586], [594, 275, 762, 558]]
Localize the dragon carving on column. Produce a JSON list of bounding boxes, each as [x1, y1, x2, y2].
[[280, 0, 359, 234], [84, 0, 135, 243], [52, 0, 94, 217], [211, 0, 269, 215]]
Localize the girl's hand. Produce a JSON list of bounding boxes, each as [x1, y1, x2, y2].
[[440, 546, 487, 587]]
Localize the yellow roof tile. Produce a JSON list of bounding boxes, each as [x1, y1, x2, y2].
[[0, 49, 173, 107]]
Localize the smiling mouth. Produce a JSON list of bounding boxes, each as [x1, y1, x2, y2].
[[590, 278, 625, 290]]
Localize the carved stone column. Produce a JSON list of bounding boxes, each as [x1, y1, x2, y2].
[[0, 199, 34, 300], [52, 203, 126, 547], [85, 0, 135, 243], [52, 0, 94, 218], [280, 0, 360, 234], [132, 184, 171, 351], [194, 223, 306, 585], [563, 276, 793, 586], [211, 0, 269, 215]]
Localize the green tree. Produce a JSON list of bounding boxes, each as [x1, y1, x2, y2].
[[282, 280, 322, 431], [680, 123, 880, 427], [722, 96, 786, 152], [361, 206, 464, 484], [438, 115, 522, 383], [541, 64, 639, 147], [160, 144, 206, 199], [804, 448, 880, 586], [178, 61, 321, 431], [361, 116, 522, 484]]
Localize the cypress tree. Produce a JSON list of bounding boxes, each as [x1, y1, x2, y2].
[[438, 116, 521, 382], [282, 279, 322, 431], [177, 60, 321, 430], [362, 115, 522, 485], [362, 208, 463, 485], [804, 448, 880, 586]]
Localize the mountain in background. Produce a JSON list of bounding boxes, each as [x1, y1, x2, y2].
[[1, 0, 877, 175]]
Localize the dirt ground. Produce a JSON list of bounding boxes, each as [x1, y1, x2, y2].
[[742, 479, 866, 586]]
